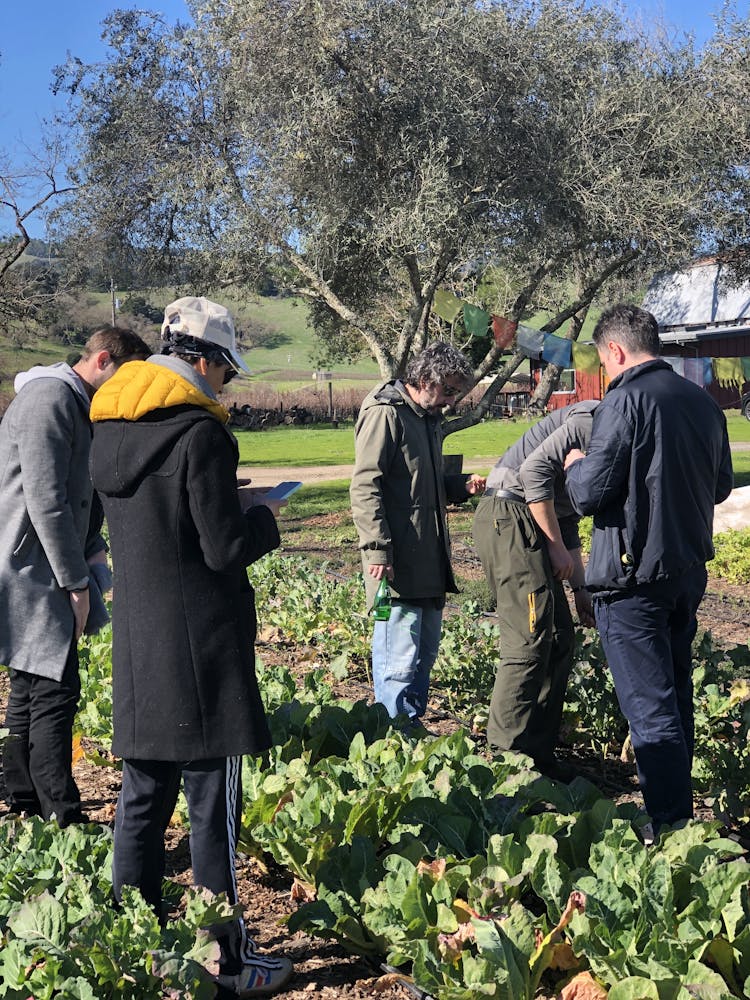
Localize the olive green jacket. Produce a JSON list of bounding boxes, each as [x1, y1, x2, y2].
[[350, 380, 470, 608]]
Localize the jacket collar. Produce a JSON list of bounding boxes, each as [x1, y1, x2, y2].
[[606, 358, 670, 393]]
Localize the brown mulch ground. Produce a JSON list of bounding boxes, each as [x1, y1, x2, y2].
[[1, 510, 748, 999]]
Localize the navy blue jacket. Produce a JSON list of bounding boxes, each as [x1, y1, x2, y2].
[[565, 359, 733, 591]]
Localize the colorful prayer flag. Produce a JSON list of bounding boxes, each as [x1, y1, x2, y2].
[[541, 333, 572, 368], [492, 315, 517, 349], [432, 289, 463, 323], [571, 341, 600, 375], [462, 302, 491, 338], [516, 324, 544, 360], [661, 356, 685, 377], [713, 357, 745, 389], [684, 357, 712, 387]]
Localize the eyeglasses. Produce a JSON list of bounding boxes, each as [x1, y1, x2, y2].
[[441, 384, 461, 397]]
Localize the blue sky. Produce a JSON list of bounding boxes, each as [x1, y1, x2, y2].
[[1, 0, 746, 238]]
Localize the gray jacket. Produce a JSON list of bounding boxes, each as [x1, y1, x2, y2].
[[486, 401, 597, 549], [0, 364, 103, 680]]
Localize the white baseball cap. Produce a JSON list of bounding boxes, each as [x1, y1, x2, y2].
[[161, 296, 250, 373]]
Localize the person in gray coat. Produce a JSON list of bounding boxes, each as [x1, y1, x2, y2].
[[0, 326, 150, 825]]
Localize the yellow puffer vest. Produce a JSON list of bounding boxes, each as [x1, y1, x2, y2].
[[90, 360, 229, 424]]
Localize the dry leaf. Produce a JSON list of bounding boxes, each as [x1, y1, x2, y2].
[[71, 734, 85, 766], [272, 791, 294, 818], [452, 898, 479, 923], [373, 972, 411, 992], [99, 802, 117, 822], [559, 970, 608, 1000], [438, 922, 476, 963], [558, 890, 586, 928], [548, 941, 581, 971], [417, 858, 447, 879], [291, 878, 317, 903], [256, 626, 285, 644]]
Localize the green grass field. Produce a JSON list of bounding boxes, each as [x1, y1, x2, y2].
[[234, 416, 537, 467], [235, 411, 750, 470]]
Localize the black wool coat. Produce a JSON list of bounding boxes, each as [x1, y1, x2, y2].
[[90, 404, 279, 761]]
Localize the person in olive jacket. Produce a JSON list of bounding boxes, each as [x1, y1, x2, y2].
[[89, 298, 293, 998], [350, 341, 485, 725]]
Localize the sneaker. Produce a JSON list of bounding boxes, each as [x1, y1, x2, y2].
[[639, 821, 656, 847], [215, 955, 294, 997]]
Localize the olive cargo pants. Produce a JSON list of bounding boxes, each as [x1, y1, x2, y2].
[[472, 495, 574, 764]]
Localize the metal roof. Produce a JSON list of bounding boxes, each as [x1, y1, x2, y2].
[[643, 260, 750, 336]]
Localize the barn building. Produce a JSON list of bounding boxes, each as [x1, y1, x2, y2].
[[538, 257, 750, 411]]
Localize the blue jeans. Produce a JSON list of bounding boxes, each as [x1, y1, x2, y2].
[[372, 600, 443, 721], [594, 565, 707, 830]]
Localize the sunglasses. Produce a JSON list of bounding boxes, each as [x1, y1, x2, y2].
[[441, 384, 461, 397], [223, 367, 238, 385]]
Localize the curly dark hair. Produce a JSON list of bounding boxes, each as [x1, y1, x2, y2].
[[404, 341, 474, 389]]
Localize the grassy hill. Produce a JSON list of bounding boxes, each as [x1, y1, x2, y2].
[[0, 290, 382, 399]]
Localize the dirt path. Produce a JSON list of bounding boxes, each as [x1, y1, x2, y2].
[[238, 465, 356, 486]]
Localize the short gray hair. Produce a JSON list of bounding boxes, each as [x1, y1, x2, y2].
[[404, 341, 474, 389], [593, 305, 660, 356]]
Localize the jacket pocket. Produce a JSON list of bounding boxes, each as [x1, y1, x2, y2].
[[12, 526, 35, 562]]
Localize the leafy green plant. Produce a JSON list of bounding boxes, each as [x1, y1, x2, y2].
[[563, 630, 628, 760], [0, 818, 238, 999], [76, 625, 116, 751], [710, 528, 750, 585]]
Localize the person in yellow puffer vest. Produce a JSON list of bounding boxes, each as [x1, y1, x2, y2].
[[89, 297, 294, 999]]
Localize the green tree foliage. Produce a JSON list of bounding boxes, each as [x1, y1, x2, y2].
[[55, 0, 747, 414]]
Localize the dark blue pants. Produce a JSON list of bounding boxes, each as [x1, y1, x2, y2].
[[113, 756, 253, 974], [594, 565, 707, 830], [2, 640, 85, 826]]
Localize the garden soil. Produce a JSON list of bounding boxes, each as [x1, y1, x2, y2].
[[1, 492, 749, 999]]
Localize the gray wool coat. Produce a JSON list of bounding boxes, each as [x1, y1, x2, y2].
[[0, 365, 103, 681]]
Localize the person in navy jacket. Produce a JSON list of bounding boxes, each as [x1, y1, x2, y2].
[[565, 304, 733, 833]]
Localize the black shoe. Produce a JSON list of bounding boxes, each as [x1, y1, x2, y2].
[[536, 757, 579, 783]]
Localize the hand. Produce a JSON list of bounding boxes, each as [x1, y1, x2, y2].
[[465, 474, 487, 496], [70, 588, 90, 642], [237, 484, 265, 511], [548, 541, 574, 580], [260, 498, 288, 518], [564, 448, 586, 471], [574, 589, 595, 628], [237, 485, 288, 518], [368, 563, 394, 582]]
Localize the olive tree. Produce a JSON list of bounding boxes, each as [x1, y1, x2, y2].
[[0, 142, 73, 328], [55, 0, 745, 417]]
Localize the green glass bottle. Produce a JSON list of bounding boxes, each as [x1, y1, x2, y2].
[[372, 577, 392, 621]]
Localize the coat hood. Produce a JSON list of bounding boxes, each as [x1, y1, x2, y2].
[[359, 379, 422, 417], [90, 359, 233, 499], [90, 358, 229, 424], [13, 362, 89, 411]]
